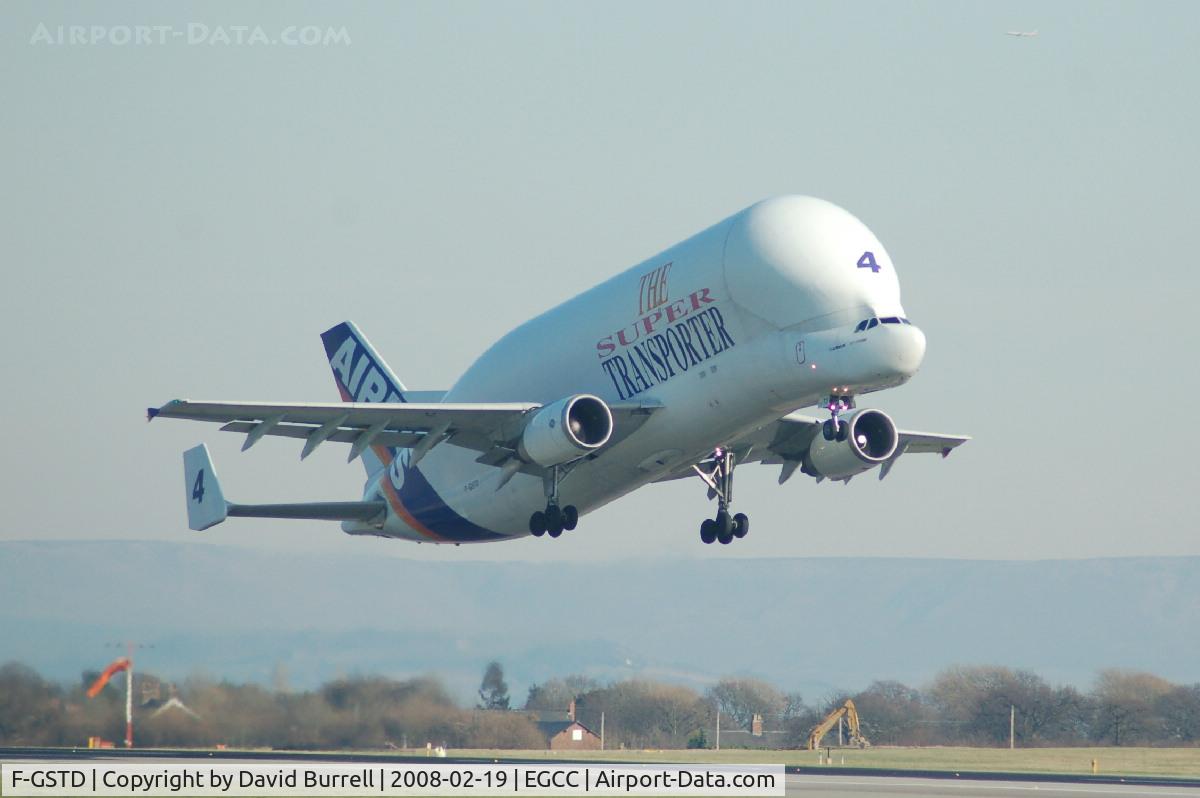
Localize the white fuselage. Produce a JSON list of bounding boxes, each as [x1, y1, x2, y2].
[[348, 196, 926, 543]]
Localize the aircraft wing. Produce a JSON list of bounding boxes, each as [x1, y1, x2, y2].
[[148, 398, 660, 464], [656, 412, 969, 483], [747, 413, 969, 459]]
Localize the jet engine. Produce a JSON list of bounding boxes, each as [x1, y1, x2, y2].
[[807, 408, 898, 479], [518, 394, 613, 467]]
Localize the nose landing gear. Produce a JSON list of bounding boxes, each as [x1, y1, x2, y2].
[[528, 465, 579, 539], [821, 395, 855, 441], [694, 448, 749, 545]]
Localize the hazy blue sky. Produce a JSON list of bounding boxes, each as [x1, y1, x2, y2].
[[3, 1, 1198, 563]]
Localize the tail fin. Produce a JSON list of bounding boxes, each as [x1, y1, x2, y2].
[[183, 444, 228, 530], [320, 321, 407, 475]]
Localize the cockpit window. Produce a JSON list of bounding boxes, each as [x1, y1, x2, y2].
[[857, 317, 914, 331]]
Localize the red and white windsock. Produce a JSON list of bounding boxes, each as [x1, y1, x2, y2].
[[86, 656, 134, 747], [85, 657, 131, 698]]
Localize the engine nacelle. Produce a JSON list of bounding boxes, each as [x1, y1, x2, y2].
[[807, 408, 898, 479], [518, 394, 613, 467]]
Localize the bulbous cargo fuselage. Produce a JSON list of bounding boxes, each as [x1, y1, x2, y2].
[[362, 196, 927, 542]]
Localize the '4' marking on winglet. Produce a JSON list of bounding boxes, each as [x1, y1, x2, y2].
[[192, 469, 205, 503], [857, 251, 880, 273]]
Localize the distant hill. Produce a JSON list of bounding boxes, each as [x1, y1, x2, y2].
[[2, 541, 1198, 701]]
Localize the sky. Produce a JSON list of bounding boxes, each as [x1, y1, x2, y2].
[[2, 0, 1199, 564]]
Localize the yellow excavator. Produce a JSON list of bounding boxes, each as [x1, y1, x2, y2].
[[806, 699, 870, 750]]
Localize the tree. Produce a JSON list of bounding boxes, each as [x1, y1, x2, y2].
[[928, 665, 1069, 745], [464, 710, 545, 748], [0, 662, 64, 745], [478, 661, 510, 710], [572, 680, 707, 749], [525, 675, 598, 711], [1092, 669, 1173, 745], [1158, 684, 1200, 743], [705, 677, 784, 731], [1043, 685, 1093, 745], [851, 681, 929, 745]]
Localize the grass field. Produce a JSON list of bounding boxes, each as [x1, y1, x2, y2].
[[431, 746, 1200, 778]]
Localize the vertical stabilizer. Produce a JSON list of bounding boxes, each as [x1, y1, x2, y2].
[[320, 321, 407, 476], [183, 444, 228, 531]]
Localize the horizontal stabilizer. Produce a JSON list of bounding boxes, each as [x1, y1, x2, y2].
[[227, 502, 385, 522], [181, 444, 385, 529]]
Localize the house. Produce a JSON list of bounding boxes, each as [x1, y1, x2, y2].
[[529, 698, 601, 750], [535, 719, 601, 750], [142, 682, 200, 719]]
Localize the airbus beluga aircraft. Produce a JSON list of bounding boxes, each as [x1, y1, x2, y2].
[[150, 196, 968, 546]]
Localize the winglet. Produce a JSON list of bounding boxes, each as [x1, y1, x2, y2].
[[183, 444, 228, 531], [148, 399, 184, 421]]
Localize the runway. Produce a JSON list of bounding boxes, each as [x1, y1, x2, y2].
[[786, 773, 1200, 796], [3, 748, 1199, 797]]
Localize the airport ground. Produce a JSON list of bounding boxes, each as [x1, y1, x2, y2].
[[17, 746, 1198, 778], [7, 745, 1200, 777], [435, 747, 1200, 779]]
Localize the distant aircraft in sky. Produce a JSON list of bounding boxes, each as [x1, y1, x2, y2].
[[1005, 29, 1038, 37], [150, 196, 969, 546]]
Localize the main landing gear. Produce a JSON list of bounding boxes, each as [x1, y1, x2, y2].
[[529, 465, 579, 539], [694, 448, 749, 545]]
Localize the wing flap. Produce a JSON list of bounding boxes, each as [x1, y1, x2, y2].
[[151, 399, 538, 456], [151, 398, 664, 463], [219, 421, 424, 450], [150, 399, 540, 427]]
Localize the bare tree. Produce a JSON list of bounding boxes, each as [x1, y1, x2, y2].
[[1158, 684, 1200, 743], [1092, 669, 1173, 746], [525, 675, 598, 711], [852, 681, 930, 745], [705, 677, 784, 731], [0, 662, 64, 745]]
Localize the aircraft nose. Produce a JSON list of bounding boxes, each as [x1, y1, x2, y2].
[[893, 322, 926, 377]]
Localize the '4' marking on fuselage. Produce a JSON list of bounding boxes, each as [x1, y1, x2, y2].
[[857, 251, 880, 273]]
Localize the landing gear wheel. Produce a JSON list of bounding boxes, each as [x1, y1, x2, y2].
[[694, 447, 748, 546], [529, 511, 546, 537], [562, 505, 578, 531], [545, 505, 564, 537], [823, 395, 855, 442]]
